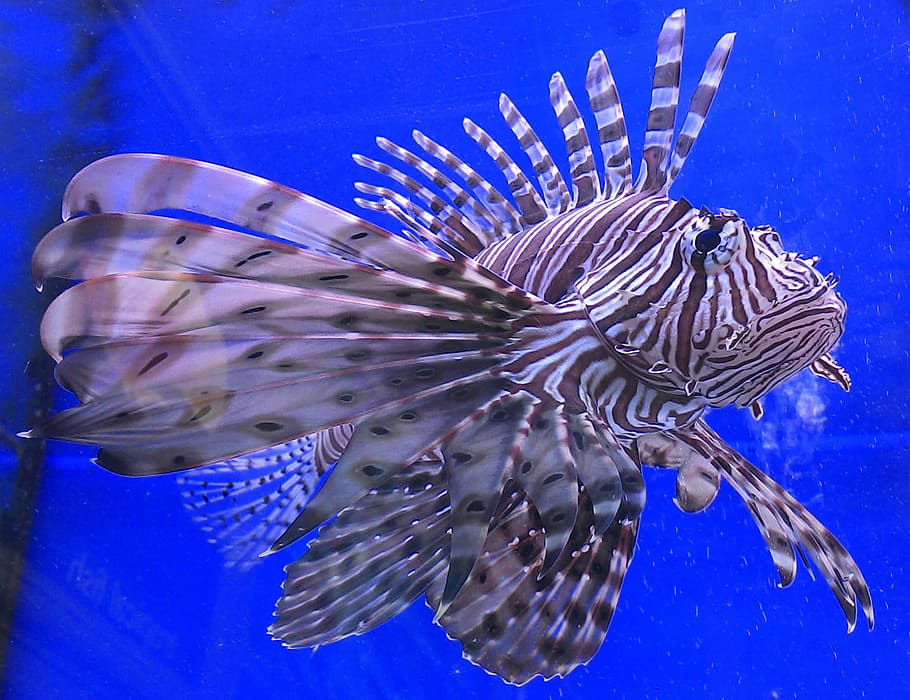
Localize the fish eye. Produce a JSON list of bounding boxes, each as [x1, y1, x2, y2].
[[681, 219, 741, 273], [694, 228, 722, 254]]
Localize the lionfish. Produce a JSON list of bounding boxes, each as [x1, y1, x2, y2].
[[26, 9, 872, 685]]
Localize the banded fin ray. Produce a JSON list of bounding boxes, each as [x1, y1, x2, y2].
[[371, 136, 504, 240], [39, 272, 511, 360], [352, 146, 488, 256], [36, 155, 564, 480], [585, 49, 632, 199], [437, 390, 534, 612], [32, 213, 510, 317], [548, 71, 600, 207], [59, 154, 534, 305], [463, 118, 549, 227], [512, 403, 579, 575], [269, 399, 644, 661], [312, 424, 355, 472], [177, 436, 325, 569], [588, 415, 647, 522], [271, 461, 450, 646], [635, 8, 685, 193], [665, 30, 736, 187], [565, 411, 624, 532], [636, 9, 736, 193], [267, 378, 514, 554], [33, 343, 506, 474], [428, 486, 639, 685], [675, 420, 874, 632], [352, 178, 471, 255], [411, 129, 523, 240], [498, 93, 572, 216], [52, 335, 498, 404]]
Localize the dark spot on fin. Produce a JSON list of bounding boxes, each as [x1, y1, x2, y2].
[[362, 464, 383, 477], [319, 274, 349, 282], [160, 289, 191, 317], [137, 352, 168, 376]]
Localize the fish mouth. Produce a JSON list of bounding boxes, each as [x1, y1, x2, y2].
[[701, 287, 846, 408]]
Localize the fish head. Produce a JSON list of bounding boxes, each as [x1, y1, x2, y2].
[[583, 207, 847, 410], [685, 212, 847, 408]]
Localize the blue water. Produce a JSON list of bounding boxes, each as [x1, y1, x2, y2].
[[1, 1, 907, 697]]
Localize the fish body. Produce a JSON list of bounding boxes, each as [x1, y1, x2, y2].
[[26, 9, 871, 685]]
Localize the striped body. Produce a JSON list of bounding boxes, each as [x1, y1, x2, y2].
[[26, 10, 871, 686], [477, 195, 707, 437]]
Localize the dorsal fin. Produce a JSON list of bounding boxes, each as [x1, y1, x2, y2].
[[549, 72, 600, 207], [412, 129, 522, 237], [585, 49, 632, 199], [666, 31, 736, 188], [352, 148, 486, 254], [499, 93, 571, 215], [353, 8, 735, 251], [634, 9, 686, 193], [463, 117, 549, 227]]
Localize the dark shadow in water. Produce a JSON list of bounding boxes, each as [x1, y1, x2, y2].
[[0, 0, 124, 674]]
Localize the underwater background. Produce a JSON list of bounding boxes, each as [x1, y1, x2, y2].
[[1, 0, 907, 697]]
